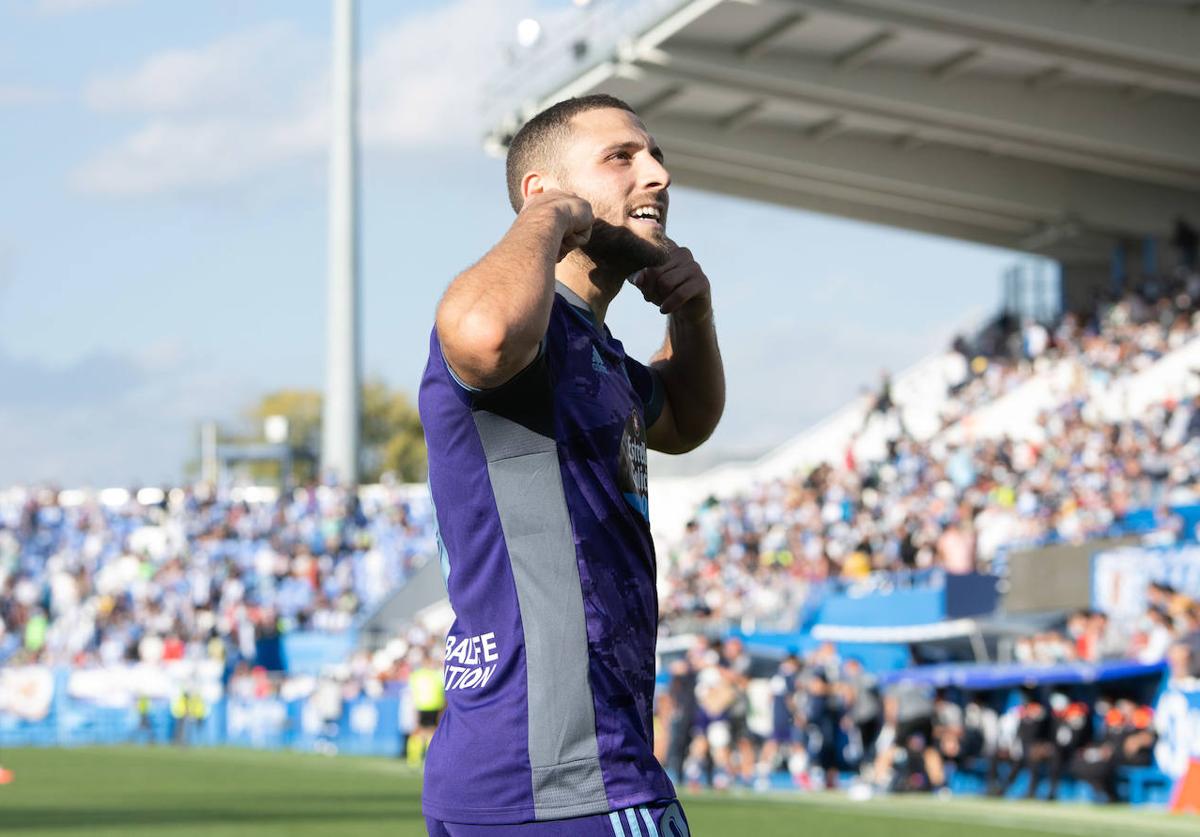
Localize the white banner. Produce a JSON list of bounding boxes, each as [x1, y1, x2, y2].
[[67, 661, 224, 708], [1092, 546, 1200, 619], [1155, 684, 1200, 779], [0, 666, 54, 721]]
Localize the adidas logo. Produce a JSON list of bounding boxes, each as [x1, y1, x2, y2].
[[592, 346, 608, 375]]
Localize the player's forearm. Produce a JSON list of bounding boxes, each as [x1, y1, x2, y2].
[[436, 210, 563, 388], [653, 307, 725, 448]]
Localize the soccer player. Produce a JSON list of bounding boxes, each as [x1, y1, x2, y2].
[[419, 94, 724, 835]]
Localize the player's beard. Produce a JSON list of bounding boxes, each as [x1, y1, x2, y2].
[[576, 194, 670, 278]]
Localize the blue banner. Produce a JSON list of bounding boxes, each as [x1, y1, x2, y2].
[[878, 659, 1167, 690]]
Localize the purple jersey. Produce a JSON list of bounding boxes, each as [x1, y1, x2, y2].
[[418, 284, 673, 824]]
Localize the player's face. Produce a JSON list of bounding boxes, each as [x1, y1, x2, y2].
[[558, 108, 672, 274]]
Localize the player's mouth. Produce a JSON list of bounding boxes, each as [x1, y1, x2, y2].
[[628, 203, 665, 229]]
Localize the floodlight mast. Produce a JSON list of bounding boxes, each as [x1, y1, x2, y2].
[[321, 0, 362, 486]]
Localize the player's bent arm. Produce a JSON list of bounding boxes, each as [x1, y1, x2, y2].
[[647, 306, 725, 454], [435, 197, 579, 390]]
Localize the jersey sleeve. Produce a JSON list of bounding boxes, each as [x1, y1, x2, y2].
[[439, 295, 583, 411], [443, 337, 548, 403], [622, 356, 665, 429]]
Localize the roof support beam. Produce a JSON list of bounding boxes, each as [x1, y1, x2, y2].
[[762, 0, 1200, 97], [719, 98, 767, 131], [636, 84, 686, 117], [737, 10, 808, 58], [626, 46, 1200, 188], [649, 117, 1200, 240], [805, 115, 846, 143], [833, 29, 895, 70], [929, 47, 984, 80], [1025, 65, 1068, 90], [667, 150, 1029, 234], [665, 157, 1108, 260]]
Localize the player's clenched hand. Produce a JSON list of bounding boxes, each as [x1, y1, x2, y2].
[[630, 239, 712, 322], [521, 189, 594, 262]]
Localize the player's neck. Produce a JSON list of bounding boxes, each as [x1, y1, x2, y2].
[[555, 253, 626, 327]]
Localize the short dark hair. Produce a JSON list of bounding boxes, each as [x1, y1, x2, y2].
[[505, 94, 637, 212]]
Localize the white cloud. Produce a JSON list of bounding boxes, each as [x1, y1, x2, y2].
[[74, 114, 325, 196], [356, 0, 541, 148], [74, 0, 566, 197], [36, 0, 131, 14], [84, 22, 314, 115]]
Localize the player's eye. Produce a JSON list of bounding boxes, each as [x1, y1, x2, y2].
[[608, 151, 632, 162]]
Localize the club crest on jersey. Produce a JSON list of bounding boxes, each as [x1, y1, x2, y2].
[[617, 407, 649, 519]]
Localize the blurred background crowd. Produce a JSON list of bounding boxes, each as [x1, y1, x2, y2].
[[4, 268, 1200, 804], [0, 484, 436, 667]]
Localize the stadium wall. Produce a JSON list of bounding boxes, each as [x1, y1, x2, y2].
[[1004, 537, 1139, 614]]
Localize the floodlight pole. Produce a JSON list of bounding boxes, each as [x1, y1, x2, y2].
[[322, 0, 362, 486]]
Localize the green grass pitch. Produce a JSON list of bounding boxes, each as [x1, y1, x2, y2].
[[0, 747, 1194, 836]]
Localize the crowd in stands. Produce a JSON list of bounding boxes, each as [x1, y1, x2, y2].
[[654, 633, 1196, 799], [221, 619, 446, 761], [660, 276, 1200, 633], [651, 257, 1200, 799], [661, 394, 1200, 631], [223, 623, 440, 703], [1012, 585, 1200, 670], [0, 484, 437, 669], [6, 239, 1200, 804], [942, 266, 1200, 425]]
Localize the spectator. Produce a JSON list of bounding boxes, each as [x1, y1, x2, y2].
[[872, 692, 944, 794], [994, 688, 1058, 800], [802, 669, 842, 788], [1135, 607, 1176, 663], [664, 649, 700, 781], [721, 637, 756, 784], [1068, 699, 1156, 802], [1166, 642, 1197, 686], [0, 484, 437, 670], [841, 658, 882, 764], [986, 696, 1024, 796], [685, 643, 737, 789], [931, 688, 966, 769], [758, 653, 802, 788]]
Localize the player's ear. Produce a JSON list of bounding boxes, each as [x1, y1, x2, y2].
[[521, 171, 558, 205]]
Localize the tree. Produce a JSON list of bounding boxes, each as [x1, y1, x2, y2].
[[244, 381, 425, 484], [361, 381, 426, 483]]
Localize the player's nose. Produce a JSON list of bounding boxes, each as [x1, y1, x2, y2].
[[638, 153, 670, 193]]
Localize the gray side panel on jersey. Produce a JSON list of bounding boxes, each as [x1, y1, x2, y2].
[[473, 410, 609, 820]]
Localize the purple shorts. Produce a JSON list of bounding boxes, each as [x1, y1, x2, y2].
[[426, 800, 690, 836]]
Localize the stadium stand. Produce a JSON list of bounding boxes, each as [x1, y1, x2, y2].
[[647, 268, 1200, 801], [0, 483, 437, 669], [4, 269, 1200, 805], [0, 482, 446, 757], [659, 272, 1200, 632]]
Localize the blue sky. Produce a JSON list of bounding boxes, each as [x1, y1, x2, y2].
[[0, 0, 1033, 486]]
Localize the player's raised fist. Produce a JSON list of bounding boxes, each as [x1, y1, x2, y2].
[[630, 239, 712, 322], [522, 189, 594, 262]]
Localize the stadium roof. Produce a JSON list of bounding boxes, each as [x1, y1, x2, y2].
[[484, 0, 1200, 261]]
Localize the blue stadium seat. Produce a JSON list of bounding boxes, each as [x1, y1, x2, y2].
[[1118, 765, 1173, 805]]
